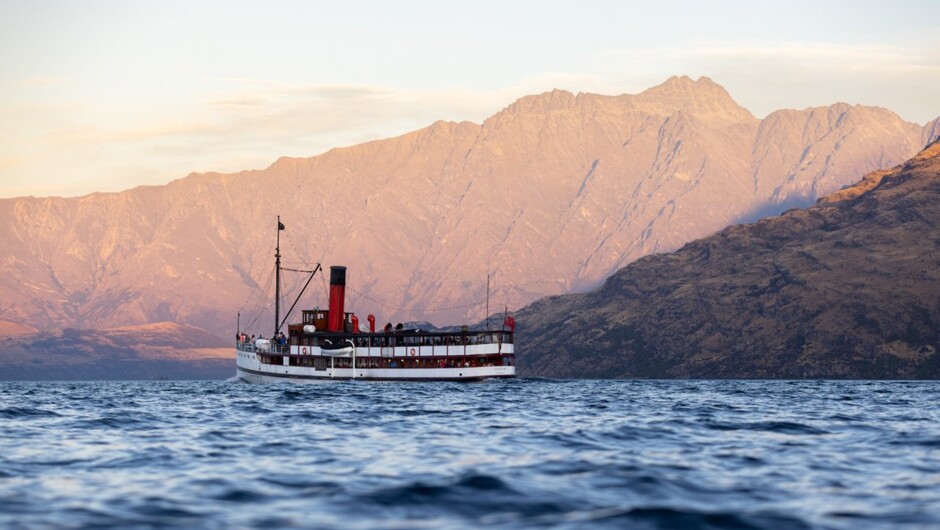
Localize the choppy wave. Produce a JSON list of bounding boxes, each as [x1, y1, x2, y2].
[[1, 379, 939, 529]]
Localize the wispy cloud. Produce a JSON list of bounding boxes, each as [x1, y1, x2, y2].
[[44, 121, 224, 147], [11, 77, 70, 87], [0, 155, 24, 170], [0, 82, 521, 197], [673, 42, 940, 76], [210, 96, 265, 108]]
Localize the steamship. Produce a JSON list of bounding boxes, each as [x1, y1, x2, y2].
[[235, 219, 516, 383]]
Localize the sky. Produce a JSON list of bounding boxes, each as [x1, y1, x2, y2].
[[1, 0, 938, 198]]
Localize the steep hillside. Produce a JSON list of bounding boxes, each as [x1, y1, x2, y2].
[[516, 141, 940, 378], [1, 76, 936, 336]]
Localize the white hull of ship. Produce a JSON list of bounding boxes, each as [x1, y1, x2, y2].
[[235, 345, 516, 383], [236, 364, 514, 383]]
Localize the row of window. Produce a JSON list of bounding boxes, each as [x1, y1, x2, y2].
[[292, 333, 513, 348], [259, 354, 515, 370]]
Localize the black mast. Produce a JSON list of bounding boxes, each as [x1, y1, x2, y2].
[[278, 264, 321, 331], [275, 216, 284, 338]]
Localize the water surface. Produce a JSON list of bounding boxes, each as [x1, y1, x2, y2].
[[1, 380, 938, 529]]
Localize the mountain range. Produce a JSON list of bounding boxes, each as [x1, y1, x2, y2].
[[1, 76, 938, 344], [0, 322, 231, 380], [516, 140, 940, 378]]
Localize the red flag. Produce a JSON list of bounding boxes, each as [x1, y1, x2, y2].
[[503, 315, 515, 331]]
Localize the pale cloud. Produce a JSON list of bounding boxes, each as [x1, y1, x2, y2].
[[210, 96, 265, 108], [12, 77, 70, 87], [279, 84, 394, 99], [29, 82, 414, 155], [0, 155, 24, 170], [675, 42, 940, 76], [0, 82, 512, 197], [44, 121, 225, 148]]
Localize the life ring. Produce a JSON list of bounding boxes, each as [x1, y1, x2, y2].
[[409, 348, 417, 356], [301, 347, 308, 354]]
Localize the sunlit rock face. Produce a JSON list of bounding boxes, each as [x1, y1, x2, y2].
[[0, 76, 936, 334]]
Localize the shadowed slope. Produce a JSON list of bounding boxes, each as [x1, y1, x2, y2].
[[516, 141, 940, 378]]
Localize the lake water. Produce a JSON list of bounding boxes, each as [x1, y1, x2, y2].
[[1, 379, 938, 529]]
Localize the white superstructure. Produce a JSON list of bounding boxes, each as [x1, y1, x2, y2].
[[236, 338, 515, 383]]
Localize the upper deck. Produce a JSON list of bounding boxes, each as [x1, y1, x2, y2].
[[237, 328, 514, 356]]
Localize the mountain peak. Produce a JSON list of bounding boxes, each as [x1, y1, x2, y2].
[[490, 77, 754, 125], [635, 75, 755, 124], [499, 89, 578, 116], [647, 75, 728, 96], [662, 74, 710, 87]]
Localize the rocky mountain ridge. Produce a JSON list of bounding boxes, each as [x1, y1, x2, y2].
[[2, 76, 938, 336]]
